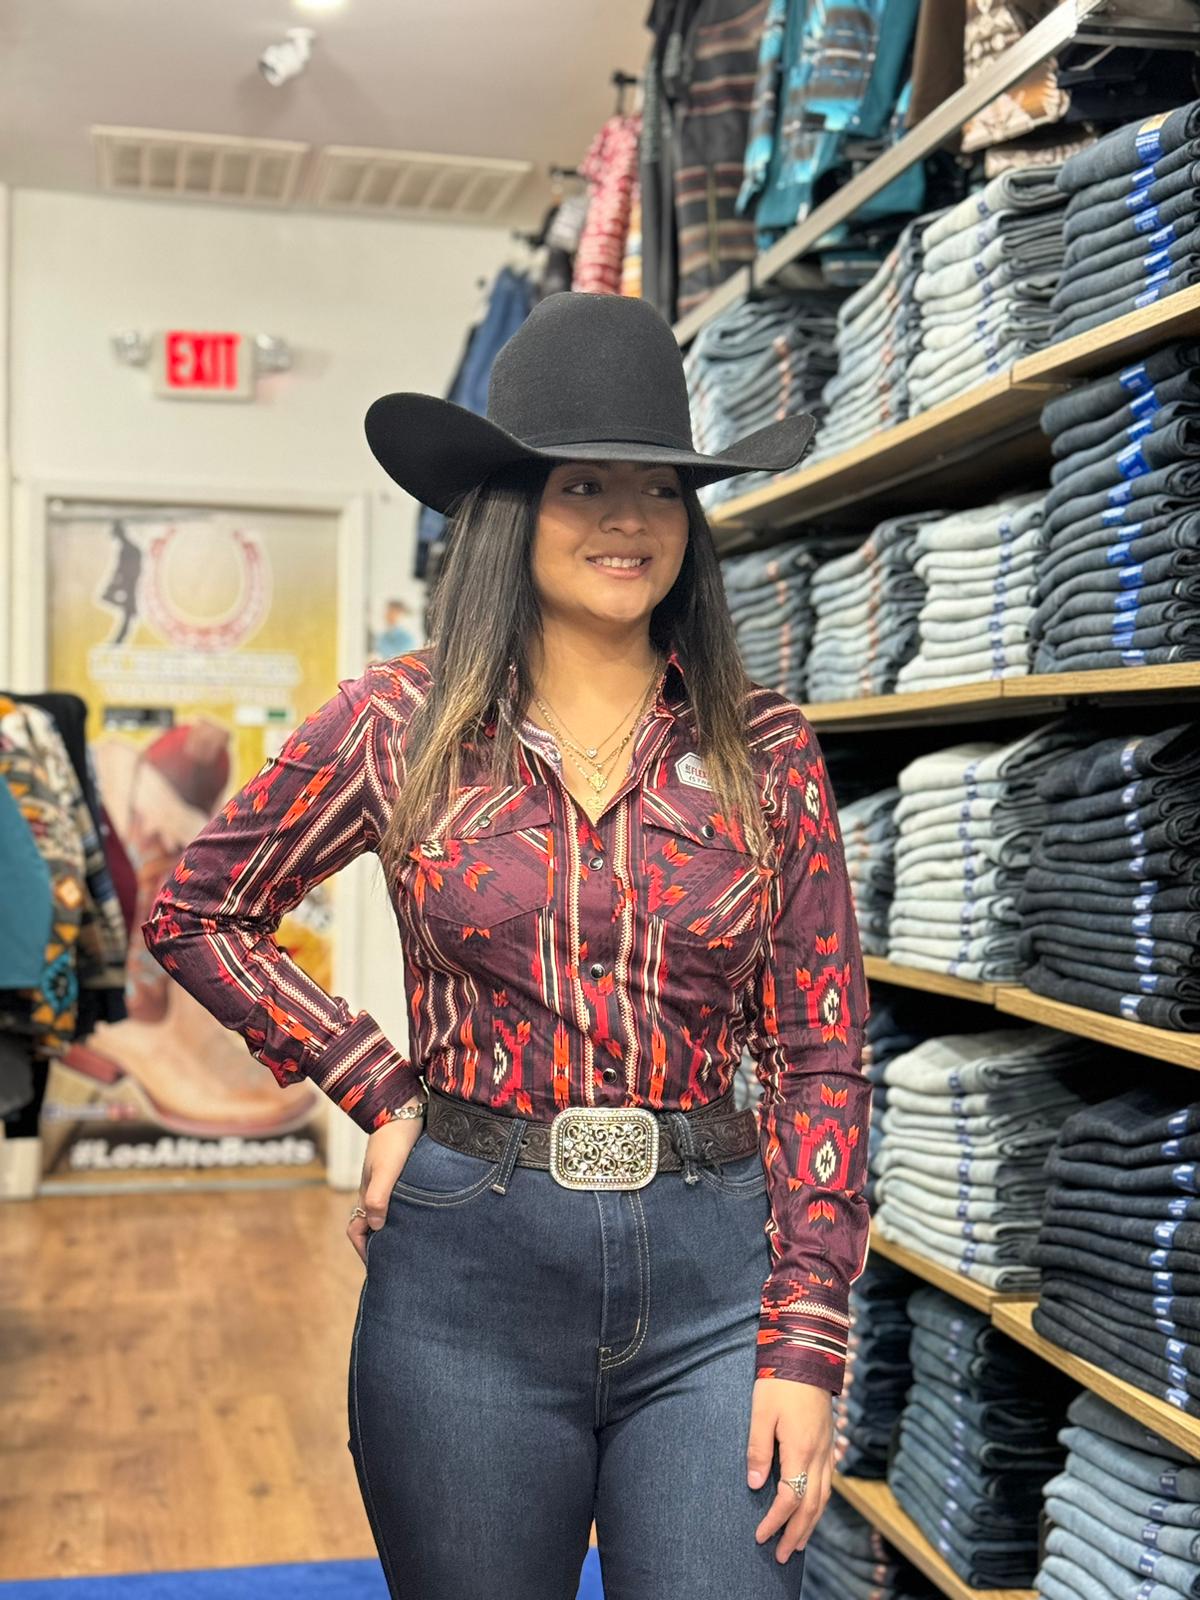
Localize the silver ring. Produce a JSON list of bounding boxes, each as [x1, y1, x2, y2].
[[782, 1472, 808, 1499], [350, 1206, 368, 1221]]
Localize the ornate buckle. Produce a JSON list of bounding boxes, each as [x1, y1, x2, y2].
[[548, 1107, 660, 1191]]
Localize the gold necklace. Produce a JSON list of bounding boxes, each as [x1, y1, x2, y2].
[[537, 687, 650, 797], [533, 675, 651, 764], [532, 658, 663, 787], [537, 666, 662, 800]]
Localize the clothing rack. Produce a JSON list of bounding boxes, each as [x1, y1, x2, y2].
[[672, 0, 1200, 346]]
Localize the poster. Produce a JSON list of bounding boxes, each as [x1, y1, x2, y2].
[[39, 498, 342, 1191]]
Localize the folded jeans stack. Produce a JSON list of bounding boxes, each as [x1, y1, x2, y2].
[[802, 1490, 938, 1600], [684, 289, 841, 513], [1051, 100, 1200, 345], [721, 539, 819, 702], [863, 989, 993, 1207], [810, 218, 928, 461], [873, 1026, 1093, 1290], [910, 167, 1067, 415], [834, 1257, 915, 1479], [1030, 1087, 1200, 1415], [889, 1285, 1068, 1589], [895, 494, 1044, 690], [1018, 723, 1200, 1031], [806, 516, 927, 701], [1033, 340, 1200, 671], [1040, 1390, 1200, 1600], [888, 722, 1087, 982], [839, 787, 900, 956]]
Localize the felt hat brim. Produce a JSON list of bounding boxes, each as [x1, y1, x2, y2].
[[365, 393, 816, 515]]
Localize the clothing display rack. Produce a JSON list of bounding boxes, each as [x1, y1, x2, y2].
[[672, 0, 1200, 346], [663, 6, 1200, 1592]]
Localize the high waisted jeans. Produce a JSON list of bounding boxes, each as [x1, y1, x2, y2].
[[348, 1129, 804, 1600]]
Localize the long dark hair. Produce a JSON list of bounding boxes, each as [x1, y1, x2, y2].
[[378, 461, 772, 881]]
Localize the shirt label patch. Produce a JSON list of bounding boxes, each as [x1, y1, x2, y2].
[[675, 752, 713, 790]]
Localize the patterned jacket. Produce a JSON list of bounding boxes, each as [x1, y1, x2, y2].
[[143, 646, 871, 1390]]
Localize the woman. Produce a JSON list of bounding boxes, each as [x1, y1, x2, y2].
[[143, 292, 870, 1599]]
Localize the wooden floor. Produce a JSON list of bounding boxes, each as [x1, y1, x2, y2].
[[0, 1184, 378, 1581]]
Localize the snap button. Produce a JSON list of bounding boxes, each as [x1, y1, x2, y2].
[[589, 854, 605, 871], [701, 823, 715, 839], [589, 961, 605, 980], [602, 1067, 619, 1084]]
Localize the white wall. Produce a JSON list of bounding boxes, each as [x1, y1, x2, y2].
[[10, 188, 509, 491], [6, 189, 514, 1178]]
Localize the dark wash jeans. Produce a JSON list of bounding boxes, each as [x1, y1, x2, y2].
[[349, 1129, 805, 1600]]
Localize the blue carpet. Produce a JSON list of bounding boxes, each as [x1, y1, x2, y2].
[[0, 1552, 604, 1598]]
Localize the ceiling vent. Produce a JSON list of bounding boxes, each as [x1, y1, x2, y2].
[[93, 126, 309, 206], [309, 146, 532, 222]]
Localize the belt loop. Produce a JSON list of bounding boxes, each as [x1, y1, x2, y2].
[[490, 1114, 527, 1195], [665, 1110, 701, 1186]]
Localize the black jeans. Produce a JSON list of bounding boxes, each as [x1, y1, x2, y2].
[[1033, 1302, 1200, 1416], [1042, 340, 1200, 436]]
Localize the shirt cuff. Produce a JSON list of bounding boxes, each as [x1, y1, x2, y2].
[[755, 1344, 846, 1393], [756, 1284, 852, 1393], [308, 1010, 421, 1133]]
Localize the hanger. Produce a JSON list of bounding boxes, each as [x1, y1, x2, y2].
[[611, 69, 642, 118]]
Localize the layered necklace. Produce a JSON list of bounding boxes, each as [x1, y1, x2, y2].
[[532, 655, 664, 816]]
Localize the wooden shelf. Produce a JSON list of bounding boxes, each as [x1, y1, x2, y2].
[[1013, 284, 1200, 387], [1001, 664, 1200, 707], [993, 1301, 1200, 1461], [710, 287, 1200, 546], [868, 1227, 1024, 1315], [862, 960, 1200, 1072], [806, 683, 1007, 731], [712, 375, 1052, 538], [864, 956, 995, 1005], [994, 988, 1200, 1072], [804, 666, 1200, 731], [833, 1475, 1036, 1600]]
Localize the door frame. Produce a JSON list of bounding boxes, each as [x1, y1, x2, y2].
[[7, 476, 377, 1191]]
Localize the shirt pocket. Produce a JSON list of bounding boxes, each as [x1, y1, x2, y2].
[[403, 783, 555, 937], [639, 787, 771, 987]]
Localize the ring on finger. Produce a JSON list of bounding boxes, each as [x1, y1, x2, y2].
[[782, 1472, 808, 1499], [350, 1206, 367, 1222]]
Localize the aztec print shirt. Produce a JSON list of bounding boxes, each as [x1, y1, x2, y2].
[[143, 647, 870, 1391]]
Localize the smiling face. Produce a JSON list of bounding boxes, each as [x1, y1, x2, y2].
[[531, 460, 690, 633]]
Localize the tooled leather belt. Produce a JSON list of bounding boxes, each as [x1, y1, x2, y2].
[[425, 1083, 759, 1180]]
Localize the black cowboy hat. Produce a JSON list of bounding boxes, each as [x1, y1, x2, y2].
[[365, 291, 815, 515]]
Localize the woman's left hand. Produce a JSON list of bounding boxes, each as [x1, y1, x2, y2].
[[746, 1378, 834, 1563]]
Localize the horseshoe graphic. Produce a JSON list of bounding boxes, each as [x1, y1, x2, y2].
[[141, 525, 271, 653]]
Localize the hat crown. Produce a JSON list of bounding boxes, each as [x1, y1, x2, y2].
[[486, 292, 695, 453]]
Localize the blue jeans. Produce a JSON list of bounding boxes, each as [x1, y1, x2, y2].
[[348, 1129, 804, 1599]]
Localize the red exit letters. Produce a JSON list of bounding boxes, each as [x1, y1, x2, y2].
[[163, 331, 242, 391]]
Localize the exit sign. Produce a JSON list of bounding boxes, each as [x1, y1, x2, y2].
[[152, 331, 254, 400]]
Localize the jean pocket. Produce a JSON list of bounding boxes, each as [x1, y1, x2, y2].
[[390, 1132, 502, 1208], [696, 1150, 768, 1198]]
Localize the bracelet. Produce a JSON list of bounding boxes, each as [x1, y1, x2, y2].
[[389, 1095, 427, 1122]]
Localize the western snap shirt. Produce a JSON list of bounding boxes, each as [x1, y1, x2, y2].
[[143, 646, 870, 1391]]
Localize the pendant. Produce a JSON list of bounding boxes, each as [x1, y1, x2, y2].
[[588, 771, 606, 793], [586, 747, 598, 759]]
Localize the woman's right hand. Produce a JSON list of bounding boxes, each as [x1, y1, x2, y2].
[[347, 1094, 427, 1265]]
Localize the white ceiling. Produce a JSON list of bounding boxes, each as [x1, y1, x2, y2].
[[0, 0, 651, 226]]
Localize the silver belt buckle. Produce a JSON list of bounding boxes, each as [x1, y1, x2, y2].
[[548, 1106, 660, 1191]]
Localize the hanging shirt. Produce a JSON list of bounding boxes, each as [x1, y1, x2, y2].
[[573, 114, 643, 296], [142, 647, 870, 1392], [0, 778, 53, 989]]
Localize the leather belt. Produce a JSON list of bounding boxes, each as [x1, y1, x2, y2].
[[425, 1084, 759, 1190]]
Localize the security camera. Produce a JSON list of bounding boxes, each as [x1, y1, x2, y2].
[[259, 27, 315, 87]]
